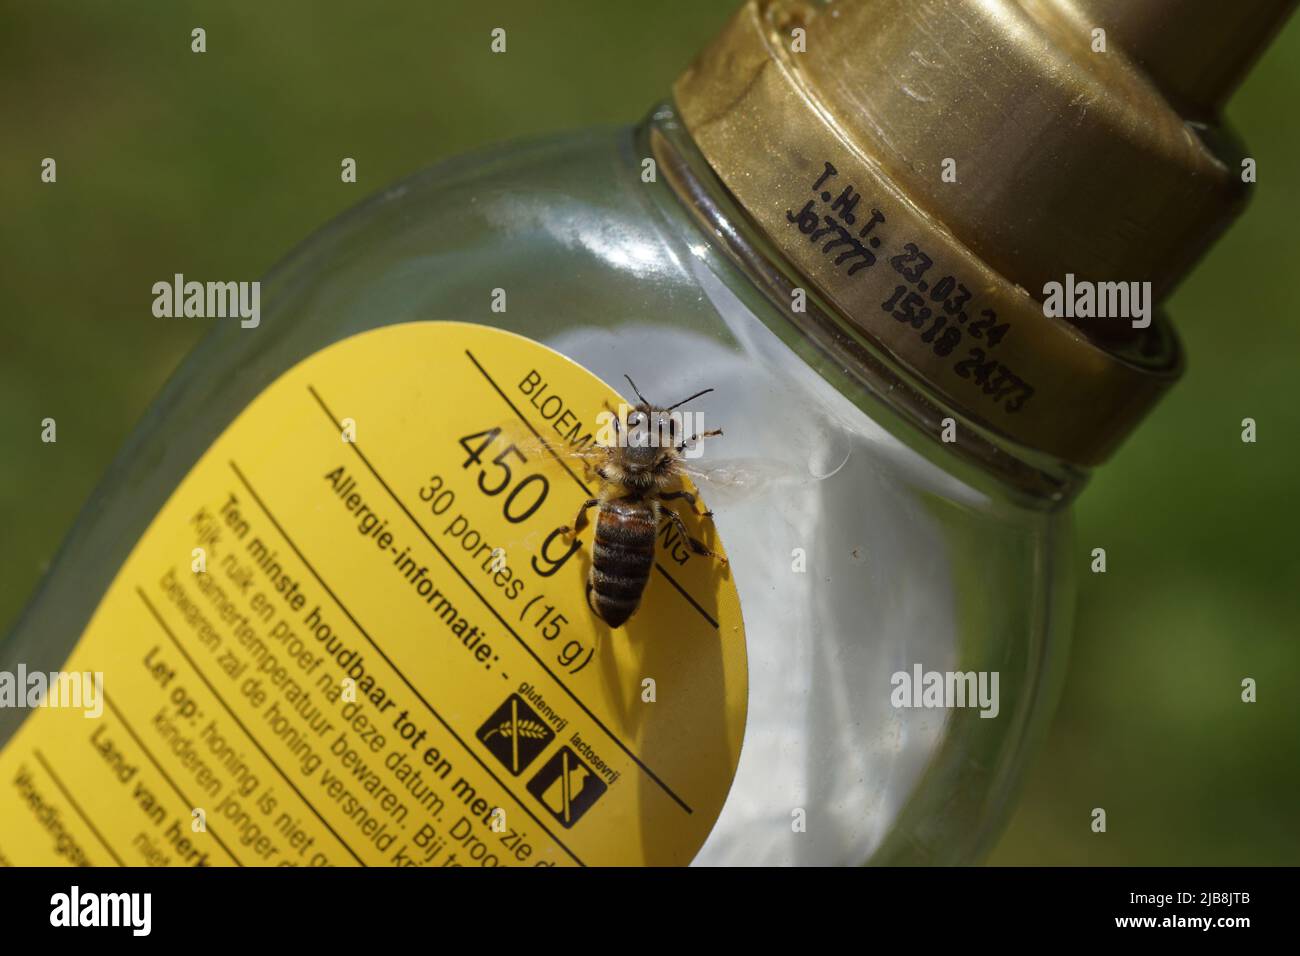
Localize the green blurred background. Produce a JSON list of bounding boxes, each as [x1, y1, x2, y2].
[[2, 1, 1297, 864]]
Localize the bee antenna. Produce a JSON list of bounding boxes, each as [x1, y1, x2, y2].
[[666, 387, 714, 411], [624, 374, 651, 406]]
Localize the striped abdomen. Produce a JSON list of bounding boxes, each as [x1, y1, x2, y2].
[[589, 497, 657, 628]]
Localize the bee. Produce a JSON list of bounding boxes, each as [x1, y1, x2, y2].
[[556, 376, 727, 628]]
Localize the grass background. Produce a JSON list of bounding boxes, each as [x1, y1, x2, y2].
[[1, 1, 1296, 864]]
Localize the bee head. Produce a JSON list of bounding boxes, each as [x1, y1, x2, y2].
[[615, 376, 714, 489], [621, 405, 679, 481]]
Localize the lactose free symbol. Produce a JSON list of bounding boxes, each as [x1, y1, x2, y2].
[[527, 747, 607, 828]]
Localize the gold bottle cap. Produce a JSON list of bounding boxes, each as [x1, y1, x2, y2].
[[674, 0, 1294, 466]]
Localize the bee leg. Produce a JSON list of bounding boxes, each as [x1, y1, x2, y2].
[[661, 506, 728, 566], [557, 498, 600, 537], [660, 490, 713, 521], [678, 428, 723, 453]]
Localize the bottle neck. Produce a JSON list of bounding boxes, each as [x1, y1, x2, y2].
[[641, 101, 1085, 506]]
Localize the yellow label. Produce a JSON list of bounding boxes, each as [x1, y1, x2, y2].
[[0, 322, 747, 867]]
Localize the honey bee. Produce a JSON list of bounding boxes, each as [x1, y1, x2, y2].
[[556, 376, 727, 628]]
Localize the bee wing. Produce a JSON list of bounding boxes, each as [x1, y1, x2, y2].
[[675, 456, 817, 508], [499, 425, 605, 479]]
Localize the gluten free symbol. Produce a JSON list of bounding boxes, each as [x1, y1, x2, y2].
[[477, 694, 555, 775], [527, 747, 607, 828]]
